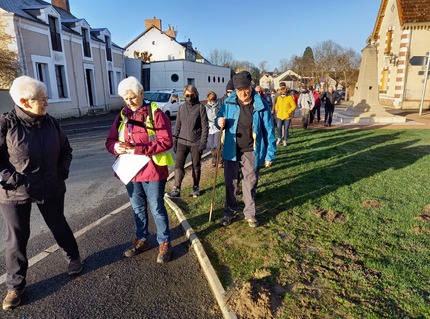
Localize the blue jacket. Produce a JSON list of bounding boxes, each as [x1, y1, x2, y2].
[[215, 90, 276, 168]]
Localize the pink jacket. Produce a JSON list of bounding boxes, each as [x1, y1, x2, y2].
[[106, 105, 173, 182]]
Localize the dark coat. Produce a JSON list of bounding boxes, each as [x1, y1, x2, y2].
[[0, 105, 72, 204], [321, 91, 341, 108], [174, 101, 208, 147]]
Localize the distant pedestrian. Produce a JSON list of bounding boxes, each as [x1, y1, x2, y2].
[[216, 71, 276, 228], [313, 87, 322, 122], [204, 91, 223, 167], [297, 85, 315, 129], [1, 76, 82, 311], [273, 86, 296, 147], [219, 79, 234, 105], [320, 86, 341, 127], [106, 76, 174, 264], [166, 85, 208, 198]]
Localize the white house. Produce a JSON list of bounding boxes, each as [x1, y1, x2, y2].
[[124, 18, 231, 99], [0, 0, 125, 117]]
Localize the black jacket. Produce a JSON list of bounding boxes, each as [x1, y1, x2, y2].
[[0, 105, 72, 204], [174, 101, 208, 147]]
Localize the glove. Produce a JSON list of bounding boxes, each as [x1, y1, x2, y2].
[[199, 144, 206, 152]]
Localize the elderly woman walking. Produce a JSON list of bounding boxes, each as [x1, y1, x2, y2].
[[0, 76, 82, 311], [106, 76, 174, 264]]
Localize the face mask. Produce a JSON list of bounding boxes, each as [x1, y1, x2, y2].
[[185, 96, 193, 103]]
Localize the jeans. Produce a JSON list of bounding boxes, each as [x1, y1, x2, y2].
[[0, 195, 80, 291], [275, 118, 291, 142], [324, 105, 334, 125], [125, 180, 170, 244]]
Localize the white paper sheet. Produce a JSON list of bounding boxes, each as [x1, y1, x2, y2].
[[112, 154, 150, 184]]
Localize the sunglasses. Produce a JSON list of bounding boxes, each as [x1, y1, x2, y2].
[[184, 94, 195, 97]]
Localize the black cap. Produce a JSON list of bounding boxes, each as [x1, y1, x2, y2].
[[226, 79, 234, 91], [233, 71, 252, 89]]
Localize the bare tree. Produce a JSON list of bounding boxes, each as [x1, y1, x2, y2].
[[258, 60, 268, 72], [0, 30, 19, 89], [209, 49, 234, 67]]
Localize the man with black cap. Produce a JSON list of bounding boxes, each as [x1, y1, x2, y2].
[[215, 71, 276, 228], [219, 78, 234, 105]]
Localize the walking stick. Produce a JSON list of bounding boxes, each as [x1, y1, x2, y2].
[[209, 127, 223, 222]]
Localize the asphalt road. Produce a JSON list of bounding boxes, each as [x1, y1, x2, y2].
[[0, 114, 221, 318]]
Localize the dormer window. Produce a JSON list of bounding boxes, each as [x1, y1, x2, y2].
[[82, 27, 91, 57], [48, 16, 62, 52], [105, 35, 112, 61]]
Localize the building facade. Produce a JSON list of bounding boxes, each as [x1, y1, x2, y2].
[[124, 18, 231, 99], [0, 0, 125, 117], [364, 0, 430, 109]]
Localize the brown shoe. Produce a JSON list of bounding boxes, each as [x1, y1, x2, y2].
[[2, 288, 25, 310], [156, 242, 172, 264], [124, 239, 151, 258]]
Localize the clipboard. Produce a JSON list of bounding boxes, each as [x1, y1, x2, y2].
[[112, 154, 150, 184]]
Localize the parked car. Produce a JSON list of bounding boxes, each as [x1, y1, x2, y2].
[[144, 89, 184, 119]]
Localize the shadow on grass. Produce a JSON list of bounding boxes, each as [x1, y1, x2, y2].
[[172, 128, 430, 290]]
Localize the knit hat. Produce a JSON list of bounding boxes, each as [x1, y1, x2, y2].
[[226, 79, 234, 91], [233, 71, 252, 89]]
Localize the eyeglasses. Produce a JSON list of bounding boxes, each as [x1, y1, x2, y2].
[[184, 94, 195, 98]]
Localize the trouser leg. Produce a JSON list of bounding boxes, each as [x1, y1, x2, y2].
[[143, 180, 170, 244], [240, 151, 259, 219], [223, 159, 239, 216], [190, 145, 202, 187], [0, 202, 31, 291], [173, 143, 189, 188], [125, 182, 149, 241], [38, 195, 80, 263]]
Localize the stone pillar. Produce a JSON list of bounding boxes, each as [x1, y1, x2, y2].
[[354, 44, 379, 105]]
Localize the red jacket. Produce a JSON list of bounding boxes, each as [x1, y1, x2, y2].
[[106, 104, 173, 182], [313, 91, 321, 107]]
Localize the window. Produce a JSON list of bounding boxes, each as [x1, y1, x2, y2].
[[36, 62, 51, 97], [48, 16, 62, 52], [105, 35, 112, 61], [108, 71, 115, 95], [82, 28, 91, 58], [385, 29, 393, 56], [55, 65, 68, 98], [171, 74, 179, 82], [116, 71, 122, 91], [208, 76, 211, 83], [380, 68, 388, 93], [187, 78, 195, 86]]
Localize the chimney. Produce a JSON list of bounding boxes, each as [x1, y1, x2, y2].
[[164, 26, 177, 40], [145, 18, 161, 31], [51, 0, 70, 12]]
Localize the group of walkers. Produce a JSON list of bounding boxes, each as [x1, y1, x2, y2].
[[0, 71, 339, 310]]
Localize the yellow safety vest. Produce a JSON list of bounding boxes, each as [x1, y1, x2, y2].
[[118, 103, 174, 167]]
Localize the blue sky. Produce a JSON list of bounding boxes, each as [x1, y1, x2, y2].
[[63, 0, 381, 70]]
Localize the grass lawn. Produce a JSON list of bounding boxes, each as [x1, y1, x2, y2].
[[168, 127, 430, 319]]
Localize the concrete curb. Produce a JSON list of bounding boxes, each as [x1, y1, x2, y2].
[[164, 152, 237, 319]]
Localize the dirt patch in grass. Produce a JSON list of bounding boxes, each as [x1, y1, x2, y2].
[[361, 199, 383, 209], [411, 226, 430, 235], [313, 208, 346, 223], [416, 204, 430, 222], [227, 280, 282, 319]]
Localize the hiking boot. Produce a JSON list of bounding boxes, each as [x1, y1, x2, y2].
[[157, 242, 172, 264], [166, 186, 180, 198], [276, 138, 281, 146], [124, 239, 151, 258], [192, 186, 200, 198], [246, 217, 259, 228], [283, 141, 287, 147], [2, 288, 25, 310], [222, 212, 238, 227], [68, 257, 83, 275]]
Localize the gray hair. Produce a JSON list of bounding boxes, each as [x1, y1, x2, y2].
[[9, 76, 47, 105], [183, 85, 199, 97], [118, 76, 143, 97]]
